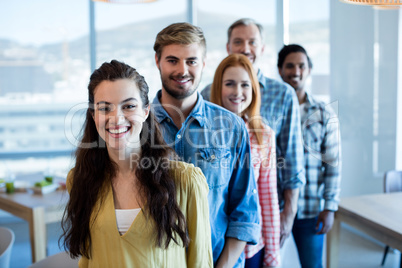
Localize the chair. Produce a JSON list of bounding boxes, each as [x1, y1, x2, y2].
[[0, 227, 15, 268], [381, 170, 402, 266], [28, 251, 79, 268]]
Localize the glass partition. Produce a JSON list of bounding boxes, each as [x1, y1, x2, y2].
[[0, 0, 89, 175], [198, 0, 277, 89], [289, 0, 330, 102]]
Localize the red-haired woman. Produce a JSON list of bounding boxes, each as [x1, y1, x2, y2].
[[210, 54, 280, 267]]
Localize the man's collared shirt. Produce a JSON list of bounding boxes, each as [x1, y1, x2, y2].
[[201, 71, 306, 209], [297, 93, 341, 218], [152, 91, 260, 267]]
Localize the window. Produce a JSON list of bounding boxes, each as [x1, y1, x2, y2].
[[289, 0, 330, 102], [0, 0, 186, 175], [0, 0, 331, 176], [198, 0, 277, 89], [93, 0, 186, 99], [0, 0, 89, 175]]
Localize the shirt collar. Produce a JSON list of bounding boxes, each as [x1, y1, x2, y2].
[[304, 91, 319, 109], [257, 69, 264, 84], [152, 90, 206, 127]]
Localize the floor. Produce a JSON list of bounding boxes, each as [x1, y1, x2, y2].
[[282, 224, 401, 268], [0, 216, 401, 268], [0, 216, 63, 268]]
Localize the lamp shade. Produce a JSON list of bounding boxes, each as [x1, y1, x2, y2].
[[340, 0, 402, 9]]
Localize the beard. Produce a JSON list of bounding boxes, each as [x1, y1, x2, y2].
[[161, 73, 200, 100]]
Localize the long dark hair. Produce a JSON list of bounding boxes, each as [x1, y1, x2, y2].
[[60, 60, 189, 258]]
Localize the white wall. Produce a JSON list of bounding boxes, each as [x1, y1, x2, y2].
[[397, 11, 402, 170], [330, 1, 400, 196]]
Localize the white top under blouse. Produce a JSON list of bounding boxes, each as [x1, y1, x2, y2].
[[115, 208, 141, 235]]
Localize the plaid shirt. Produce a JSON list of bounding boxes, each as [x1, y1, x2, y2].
[[257, 71, 306, 209], [297, 93, 341, 219], [244, 122, 281, 267]]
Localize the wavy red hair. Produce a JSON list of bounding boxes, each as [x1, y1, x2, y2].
[[210, 54, 264, 145]]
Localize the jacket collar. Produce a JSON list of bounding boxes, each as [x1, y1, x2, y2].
[[152, 90, 206, 127]]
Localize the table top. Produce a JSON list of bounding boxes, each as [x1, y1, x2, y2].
[[0, 189, 68, 210], [0, 172, 68, 210], [338, 192, 402, 237]]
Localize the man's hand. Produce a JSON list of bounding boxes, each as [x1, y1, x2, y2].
[[280, 209, 295, 247], [279, 188, 299, 247], [315, 210, 335, 234]]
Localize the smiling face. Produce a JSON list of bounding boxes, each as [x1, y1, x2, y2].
[[226, 24, 264, 67], [279, 52, 311, 92], [155, 43, 205, 100], [220, 66, 253, 116], [93, 79, 149, 152]]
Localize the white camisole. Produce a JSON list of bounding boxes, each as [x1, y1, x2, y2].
[[115, 208, 141, 235]]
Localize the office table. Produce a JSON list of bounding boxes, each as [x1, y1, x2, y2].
[[0, 188, 68, 263], [327, 192, 402, 268]]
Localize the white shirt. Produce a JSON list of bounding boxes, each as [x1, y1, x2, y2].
[[115, 208, 141, 235]]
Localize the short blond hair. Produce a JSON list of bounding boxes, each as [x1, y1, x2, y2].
[[153, 22, 207, 60]]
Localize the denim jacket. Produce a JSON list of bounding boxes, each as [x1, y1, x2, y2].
[[152, 91, 260, 267]]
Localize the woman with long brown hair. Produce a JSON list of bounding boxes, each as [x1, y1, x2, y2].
[[60, 60, 212, 267], [210, 54, 280, 267]]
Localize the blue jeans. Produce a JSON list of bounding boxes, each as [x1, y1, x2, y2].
[[292, 216, 324, 268], [245, 248, 264, 268]]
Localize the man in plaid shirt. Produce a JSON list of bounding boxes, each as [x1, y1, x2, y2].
[[278, 44, 341, 268]]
